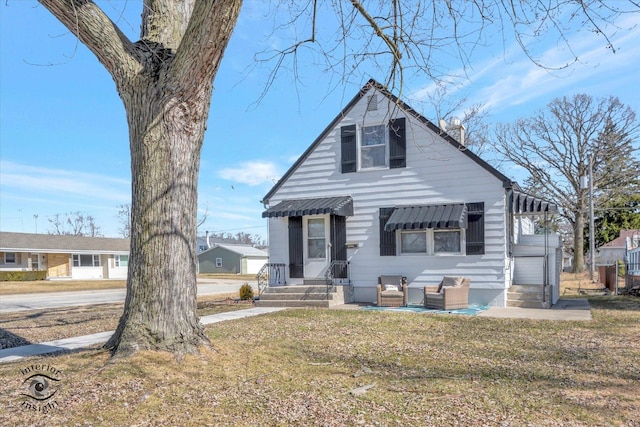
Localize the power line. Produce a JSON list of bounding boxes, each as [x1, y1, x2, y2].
[[202, 224, 266, 234]]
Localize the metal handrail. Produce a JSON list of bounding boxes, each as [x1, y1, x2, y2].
[[324, 260, 350, 299], [256, 263, 286, 296]]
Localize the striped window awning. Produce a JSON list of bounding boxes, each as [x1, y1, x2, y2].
[[384, 204, 467, 231], [262, 196, 354, 218], [513, 191, 557, 214]]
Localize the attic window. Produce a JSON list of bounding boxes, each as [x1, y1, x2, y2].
[[367, 95, 378, 111]]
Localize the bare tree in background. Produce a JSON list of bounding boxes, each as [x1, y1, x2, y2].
[[48, 211, 103, 237], [493, 94, 640, 272], [117, 204, 132, 239], [33, 0, 639, 358], [419, 84, 491, 155]]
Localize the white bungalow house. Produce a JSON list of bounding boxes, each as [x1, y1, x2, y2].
[[0, 231, 130, 280], [259, 80, 560, 308]]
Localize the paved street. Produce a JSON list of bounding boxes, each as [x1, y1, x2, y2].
[[0, 279, 254, 313]]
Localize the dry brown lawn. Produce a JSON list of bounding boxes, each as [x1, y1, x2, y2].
[[0, 274, 256, 296], [1, 273, 639, 426]]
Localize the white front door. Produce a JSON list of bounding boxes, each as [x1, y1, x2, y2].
[[304, 215, 329, 278]]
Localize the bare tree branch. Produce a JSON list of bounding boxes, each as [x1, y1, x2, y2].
[[38, 0, 141, 85]]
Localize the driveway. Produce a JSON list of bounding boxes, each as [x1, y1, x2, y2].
[[0, 278, 253, 314]]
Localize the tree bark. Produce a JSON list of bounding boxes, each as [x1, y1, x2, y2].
[[39, 0, 242, 357]]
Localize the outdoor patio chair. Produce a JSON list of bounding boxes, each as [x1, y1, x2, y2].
[[424, 276, 470, 310], [377, 275, 408, 307]]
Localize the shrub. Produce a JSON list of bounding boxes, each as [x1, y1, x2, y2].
[[239, 283, 254, 300], [0, 270, 47, 282], [617, 259, 626, 277]]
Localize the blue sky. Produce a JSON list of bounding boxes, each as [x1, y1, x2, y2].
[[1, 1, 639, 240]]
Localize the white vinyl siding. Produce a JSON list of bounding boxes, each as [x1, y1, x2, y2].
[[266, 87, 510, 305]]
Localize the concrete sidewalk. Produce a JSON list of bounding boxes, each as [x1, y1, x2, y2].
[[478, 298, 592, 321], [0, 307, 285, 364]]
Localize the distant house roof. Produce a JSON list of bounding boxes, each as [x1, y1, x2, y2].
[[202, 244, 268, 258], [600, 229, 640, 249], [0, 231, 130, 254]]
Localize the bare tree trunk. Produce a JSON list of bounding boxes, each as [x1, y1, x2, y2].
[[104, 72, 213, 355]]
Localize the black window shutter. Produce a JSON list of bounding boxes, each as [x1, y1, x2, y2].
[[389, 117, 406, 169], [379, 207, 396, 256], [341, 125, 357, 173], [288, 216, 304, 278], [466, 202, 485, 255]]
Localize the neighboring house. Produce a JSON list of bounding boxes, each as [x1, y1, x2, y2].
[[260, 79, 560, 308], [0, 231, 130, 279], [198, 244, 268, 275], [597, 229, 640, 266]]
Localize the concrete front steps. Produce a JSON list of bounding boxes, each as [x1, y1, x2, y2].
[[255, 279, 346, 308], [507, 284, 551, 309]]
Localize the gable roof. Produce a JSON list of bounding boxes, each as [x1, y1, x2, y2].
[[600, 229, 640, 249], [200, 243, 268, 258], [261, 79, 515, 205], [0, 231, 130, 254]]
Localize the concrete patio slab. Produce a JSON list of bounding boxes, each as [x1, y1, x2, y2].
[[479, 298, 592, 321]]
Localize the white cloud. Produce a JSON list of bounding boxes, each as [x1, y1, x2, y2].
[[0, 161, 130, 202], [218, 161, 281, 186], [407, 15, 640, 119]]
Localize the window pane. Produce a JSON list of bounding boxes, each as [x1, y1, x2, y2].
[[361, 146, 386, 168], [361, 125, 385, 146], [434, 230, 461, 253], [307, 219, 325, 237], [79, 254, 94, 266], [307, 218, 326, 258], [116, 255, 129, 267], [401, 232, 427, 253], [361, 125, 386, 169], [308, 239, 326, 258], [5, 252, 16, 263]]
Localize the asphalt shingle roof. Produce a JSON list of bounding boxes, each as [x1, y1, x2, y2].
[[0, 232, 130, 253]]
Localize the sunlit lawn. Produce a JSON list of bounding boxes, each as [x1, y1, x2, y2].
[[1, 294, 639, 426]]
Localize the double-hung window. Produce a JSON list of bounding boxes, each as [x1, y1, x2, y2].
[[360, 125, 387, 169], [341, 117, 406, 173], [4, 252, 16, 264]]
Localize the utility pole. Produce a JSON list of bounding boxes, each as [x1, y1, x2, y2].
[[588, 156, 595, 282]]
